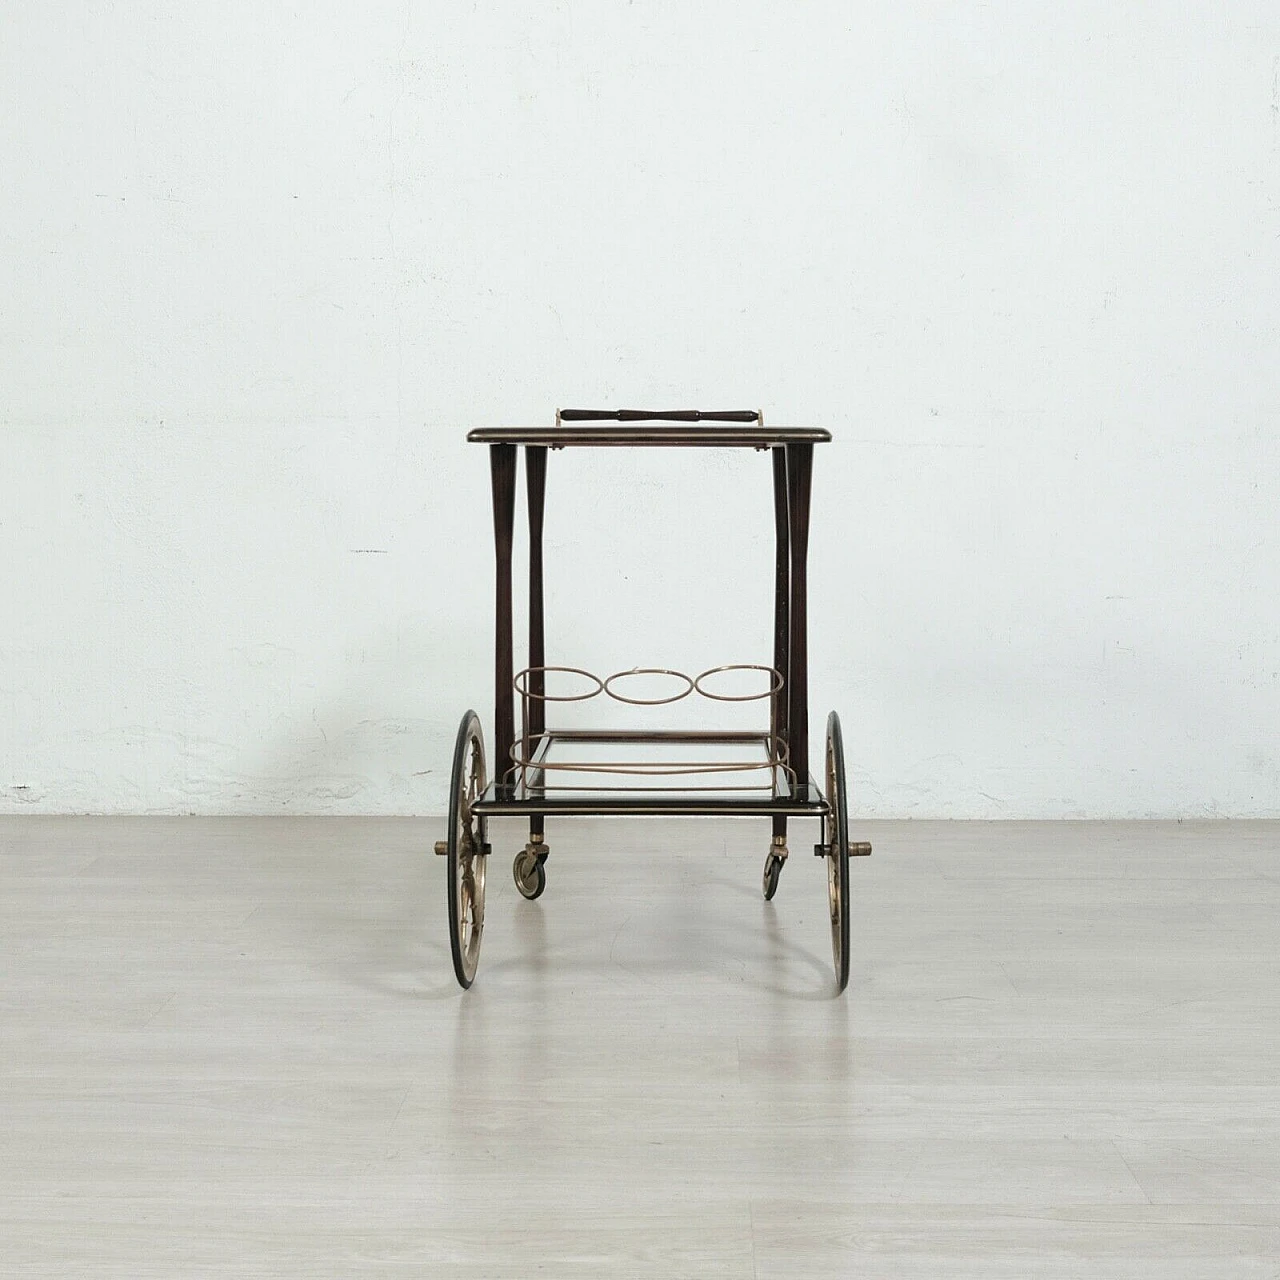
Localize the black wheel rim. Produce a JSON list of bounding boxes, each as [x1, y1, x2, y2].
[[447, 711, 487, 988], [825, 711, 850, 993]]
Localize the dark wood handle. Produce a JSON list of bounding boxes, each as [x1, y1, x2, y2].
[[558, 409, 760, 423]]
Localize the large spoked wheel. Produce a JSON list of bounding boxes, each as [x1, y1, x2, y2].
[[825, 710, 851, 994], [447, 711, 488, 989]]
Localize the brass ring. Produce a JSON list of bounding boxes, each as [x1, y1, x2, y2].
[[602, 667, 695, 706], [693, 664, 785, 703], [513, 666, 604, 702]]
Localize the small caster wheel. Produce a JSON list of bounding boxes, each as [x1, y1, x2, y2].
[[513, 847, 547, 900], [763, 839, 788, 900], [762, 852, 785, 901]]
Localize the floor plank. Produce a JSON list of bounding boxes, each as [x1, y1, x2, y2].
[[2, 817, 1278, 1276]]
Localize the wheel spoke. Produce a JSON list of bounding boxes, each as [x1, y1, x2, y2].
[[447, 712, 488, 987]]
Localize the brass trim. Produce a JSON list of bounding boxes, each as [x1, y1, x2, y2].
[[693, 664, 785, 703], [602, 667, 696, 706], [513, 665, 605, 703]]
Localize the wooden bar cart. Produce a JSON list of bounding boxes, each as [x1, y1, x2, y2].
[[436, 410, 870, 991]]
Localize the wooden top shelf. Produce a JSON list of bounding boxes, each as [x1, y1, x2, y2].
[[467, 424, 831, 448]]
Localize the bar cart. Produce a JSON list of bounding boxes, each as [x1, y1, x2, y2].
[[436, 410, 870, 991]]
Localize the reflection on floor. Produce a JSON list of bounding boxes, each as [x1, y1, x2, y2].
[[2, 817, 1278, 1277]]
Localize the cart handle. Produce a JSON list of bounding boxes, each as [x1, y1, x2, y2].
[[557, 408, 761, 423]]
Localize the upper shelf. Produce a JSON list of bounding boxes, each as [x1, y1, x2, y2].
[[467, 409, 831, 449]]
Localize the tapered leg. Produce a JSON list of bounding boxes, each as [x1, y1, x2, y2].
[[490, 444, 517, 788], [526, 445, 547, 839], [785, 441, 814, 790], [771, 445, 790, 839]]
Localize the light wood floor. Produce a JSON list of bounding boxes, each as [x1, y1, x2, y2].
[[2, 817, 1278, 1276]]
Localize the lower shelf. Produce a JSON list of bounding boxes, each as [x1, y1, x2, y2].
[[471, 728, 828, 818], [470, 787, 827, 818]]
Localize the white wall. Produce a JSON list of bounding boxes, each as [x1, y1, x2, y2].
[[3, 2, 1278, 817]]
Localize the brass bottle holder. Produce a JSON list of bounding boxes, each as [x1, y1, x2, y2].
[[509, 663, 791, 793]]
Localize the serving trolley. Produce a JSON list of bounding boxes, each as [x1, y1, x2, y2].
[[436, 410, 871, 991]]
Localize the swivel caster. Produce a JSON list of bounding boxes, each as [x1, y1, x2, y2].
[[513, 841, 549, 900], [762, 837, 788, 901]]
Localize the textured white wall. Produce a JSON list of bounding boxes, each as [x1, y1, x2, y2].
[[3, 3, 1278, 817]]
